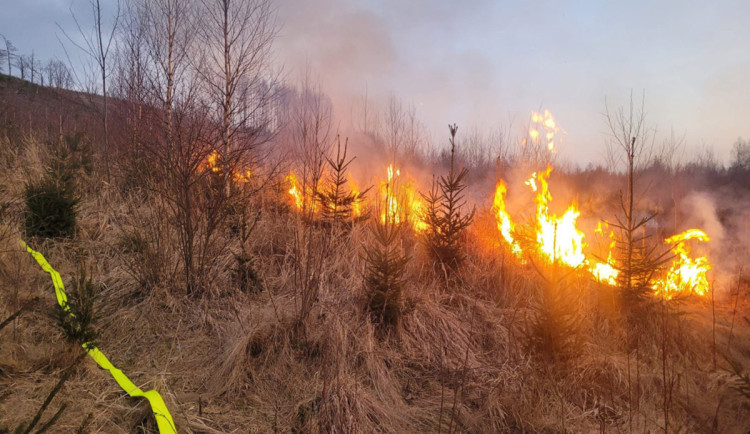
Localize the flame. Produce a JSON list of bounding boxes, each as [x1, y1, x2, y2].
[[347, 172, 363, 218], [286, 172, 315, 212], [207, 150, 221, 173], [204, 149, 252, 183], [286, 170, 364, 218], [652, 229, 711, 299], [492, 180, 522, 256], [529, 167, 586, 267], [589, 221, 619, 285], [529, 110, 561, 153], [492, 166, 586, 267], [379, 164, 427, 231]]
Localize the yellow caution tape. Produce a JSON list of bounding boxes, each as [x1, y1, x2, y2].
[[20, 240, 177, 434]]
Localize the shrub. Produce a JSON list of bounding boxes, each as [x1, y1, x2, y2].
[[364, 185, 409, 331], [317, 136, 370, 226], [233, 251, 263, 293], [421, 124, 474, 276], [525, 267, 583, 365], [24, 147, 79, 239]]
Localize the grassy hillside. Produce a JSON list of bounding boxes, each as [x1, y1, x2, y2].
[[1, 80, 749, 433]]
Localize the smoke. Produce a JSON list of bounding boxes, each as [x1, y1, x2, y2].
[[680, 192, 724, 243], [274, 0, 504, 137]]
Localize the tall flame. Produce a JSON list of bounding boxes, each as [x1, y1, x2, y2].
[[492, 166, 586, 268], [492, 180, 522, 256], [347, 172, 364, 218], [652, 229, 711, 299], [379, 164, 427, 231], [286, 172, 306, 211], [529, 167, 586, 267]]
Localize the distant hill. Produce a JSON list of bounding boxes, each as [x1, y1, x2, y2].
[[0, 74, 105, 146]]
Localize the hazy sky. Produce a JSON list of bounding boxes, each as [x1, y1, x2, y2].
[[2, 0, 749, 165]]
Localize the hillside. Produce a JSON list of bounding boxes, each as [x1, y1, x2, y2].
[[1, 76, 749, 434]]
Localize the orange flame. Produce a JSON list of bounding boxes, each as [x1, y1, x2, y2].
[[379, 164, 426, 231], [204, 149, 252, 183], [492, 166, 586, 268], [529, 167, 586, 267], [492, 180, 522, 256], [652, 229, 711, 299], [347, 172, 364, 218], [286, 172, 316, 213], [589, 221, 619, 285], [286, 170, 364, 218]]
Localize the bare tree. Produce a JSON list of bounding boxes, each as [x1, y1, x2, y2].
[[0, 46, 6, 75], [16, 54, 29, 80], [114, 0, 149, 159], [196, 0, 279, 197], [132, 0, 222, 295], [384, 95, 406, 163], [59, 0, 122, 182], [29, 51, 39, 84], [287, 75, 334, 326], [357, 85, 380, 136], [45, 60, 74, 89], [1, 35, 17, 76]]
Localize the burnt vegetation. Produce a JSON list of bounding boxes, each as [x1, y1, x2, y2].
[[2, 3, 750, 433]]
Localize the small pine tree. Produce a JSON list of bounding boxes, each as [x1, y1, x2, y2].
[[24, 146, 80, 239], [525, 278, 583, 364], [364, 183, 409, 331], [421, 124, 475, 275], [317, 136, 370, 226], [57, 264, 100, 347]]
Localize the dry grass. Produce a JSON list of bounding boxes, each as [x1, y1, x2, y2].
[[2, 136, 750, 433]]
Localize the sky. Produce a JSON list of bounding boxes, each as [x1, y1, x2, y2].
[[2, 0, 749, 166]]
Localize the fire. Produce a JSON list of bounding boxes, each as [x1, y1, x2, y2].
[[379, 164, 427, 231], [528, 167, 586, 267], [492, 180, 521, 256], [286, 170, 365, 217], [589, 222, 619, 285], [652, 229, 711, 299], [204, 149, 252, 183], [492, 166, 586, 268], [286, 172, 315, 212], [207, 150, 220, 173], [348, 172, 363, 218], [529, 110, 561, 152], [489, 109, 715, 295]]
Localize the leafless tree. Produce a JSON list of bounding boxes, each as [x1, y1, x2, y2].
[[59, 0, 122, 182], [29, 51, 40, 84], [403, 103, 427, 160], [45, 59, 74, 89], [1, 35, 16, 76], [113, 0, 149, 161], [196, 0, 279, 197], [129, 0, 222, 296], [286, 74, 334, 325], [16, 54, 29, 80], [384, 95, 406, 162], [357, 85, 380, 136]]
